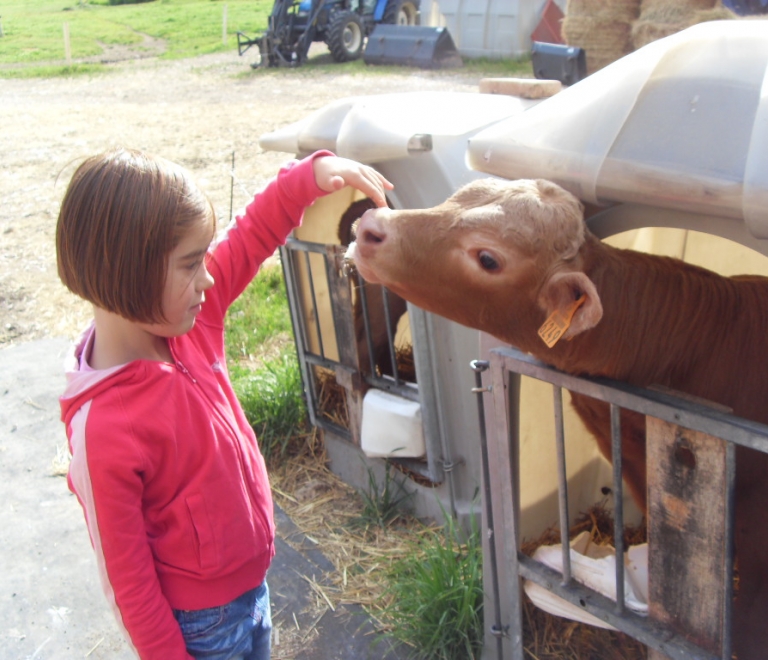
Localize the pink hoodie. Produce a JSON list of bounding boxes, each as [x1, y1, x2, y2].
[[59, 152, 330, 659]]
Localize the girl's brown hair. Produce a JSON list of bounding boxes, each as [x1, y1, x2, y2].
[[56, 148, 215, 323]]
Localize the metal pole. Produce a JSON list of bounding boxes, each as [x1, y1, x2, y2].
[[610, 403, 626, 614], [471, 360, 504, 658], [381, 286, 400, 384], [553, 385, 571, 585], [721, 441, 735, 660]]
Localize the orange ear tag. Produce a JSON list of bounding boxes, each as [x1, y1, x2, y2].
[[537, 296, 586, 348]]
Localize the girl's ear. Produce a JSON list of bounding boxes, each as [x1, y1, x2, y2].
[[537, 271, 603, 342]]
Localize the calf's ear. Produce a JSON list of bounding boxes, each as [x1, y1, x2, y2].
[[538, 271, 603, 340]]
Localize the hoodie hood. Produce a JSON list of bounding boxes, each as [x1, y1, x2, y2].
[[59, 323, 137, 428]]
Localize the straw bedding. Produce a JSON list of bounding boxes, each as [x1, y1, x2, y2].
[[521, 504, 648, 659], [271, 416, 651, 658]]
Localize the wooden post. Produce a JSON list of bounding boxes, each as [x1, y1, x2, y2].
[[222, 4, 228, 46], [646, 416, 728, 659], [63, 22, 71, 66]]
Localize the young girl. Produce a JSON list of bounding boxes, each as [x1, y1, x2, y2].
[[57, 147, 392, 659]]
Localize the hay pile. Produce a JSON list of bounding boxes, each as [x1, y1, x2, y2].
[[562, 0, 642, 75], [563, 0, 738, 74], [316, 367, 350, 429], [632, 0, 737, 49]]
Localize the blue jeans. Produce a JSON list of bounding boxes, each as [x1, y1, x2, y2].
[[174, 582, 271, 660]]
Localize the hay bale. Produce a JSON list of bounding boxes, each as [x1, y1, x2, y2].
[[562, 17, 633, 74], [638, 0, 716, 11], [563, 0, 642, 74], [565, 0, 643, 23], [631, 0, 736, 49]]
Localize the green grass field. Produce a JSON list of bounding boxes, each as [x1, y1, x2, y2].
[[0, 0, 271, 64], [0, 0, 532, 78]]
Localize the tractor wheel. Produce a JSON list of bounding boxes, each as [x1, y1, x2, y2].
[[382, 0, 420, 26], [326, 10, 365, 62]]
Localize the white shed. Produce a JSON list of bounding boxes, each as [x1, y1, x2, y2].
[[420, 0, 567, 58]]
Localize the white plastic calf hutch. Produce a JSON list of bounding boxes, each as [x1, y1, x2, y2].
[[260, 21, 768, 660], [260, 90, 540, 528]]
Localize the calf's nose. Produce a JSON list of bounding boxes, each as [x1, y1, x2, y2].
[[355, 211, 388, 254]]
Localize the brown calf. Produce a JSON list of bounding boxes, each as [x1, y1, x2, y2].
[[348, 177, 768, 660]]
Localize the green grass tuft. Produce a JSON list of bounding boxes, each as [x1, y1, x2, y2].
[[377, 509, 484, 660], [352, 463, 414, 530], [0, 62, 107, 78]]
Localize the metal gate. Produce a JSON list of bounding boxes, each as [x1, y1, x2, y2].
[[473, 345, 768, 660], [279, 236, 447, 484]]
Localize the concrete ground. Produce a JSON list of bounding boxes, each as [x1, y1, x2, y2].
[[0, 338, 405, 659]]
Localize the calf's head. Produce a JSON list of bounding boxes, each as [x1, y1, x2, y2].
[[347, 178, 603, 349]]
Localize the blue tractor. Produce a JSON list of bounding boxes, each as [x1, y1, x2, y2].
[[237, 0, 420, 67]]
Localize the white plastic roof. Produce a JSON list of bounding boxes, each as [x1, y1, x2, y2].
[[467, 21, 768, 238], [259, 91, 537, 163]]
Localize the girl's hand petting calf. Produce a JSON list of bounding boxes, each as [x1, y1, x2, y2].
[[313, 156, 394, 208]]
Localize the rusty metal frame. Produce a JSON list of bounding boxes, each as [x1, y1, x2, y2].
[[476, 345, 768, 660]]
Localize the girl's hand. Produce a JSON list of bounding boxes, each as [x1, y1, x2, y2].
[[313, 156, 394, 208]]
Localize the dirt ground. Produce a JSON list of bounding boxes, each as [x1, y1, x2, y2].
[[0, 46, 479, 347]]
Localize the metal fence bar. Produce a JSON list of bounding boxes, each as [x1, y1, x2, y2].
[[518, 555, 721, 660], [279, 245, 319, 427], [471, 360, 504, 659], [285, 237, 331, 254], [610, 403, 626, 615], [298, 351, 347, 372], [721, 441, 736, 660], [552, 385, 572, 586], [381, 286, 401, 385], [357, 279, 377, 376], [493, 348, 768, 452]]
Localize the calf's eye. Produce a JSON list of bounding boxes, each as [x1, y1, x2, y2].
[[478, 250, 500, 272]]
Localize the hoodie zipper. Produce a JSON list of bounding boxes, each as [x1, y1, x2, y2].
[[175, 360, 197, 384]]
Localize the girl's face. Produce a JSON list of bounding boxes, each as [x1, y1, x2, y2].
[[141, 218, 215, 338]]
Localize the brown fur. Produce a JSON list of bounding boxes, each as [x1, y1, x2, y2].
[[352, 178, 768, 659]]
